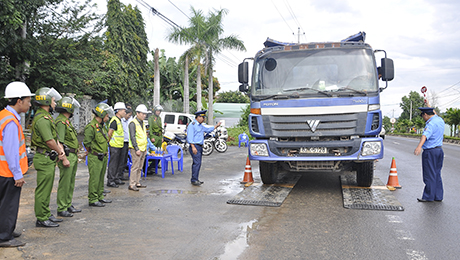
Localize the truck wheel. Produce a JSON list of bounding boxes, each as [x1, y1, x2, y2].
[[259, 161, 278, 184], [356, 161, 374, 187], [202, 141, 213, 156]]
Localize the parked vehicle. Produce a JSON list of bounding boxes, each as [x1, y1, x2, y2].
[[202, 126, 228, 156], [163, 131, 189, 154], [379, 126, 386, 140], [160, 112, 194, 134], [238, 32, 394, 187]]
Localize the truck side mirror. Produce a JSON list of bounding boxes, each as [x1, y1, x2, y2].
[[239, 84, 249, 92], [238, 62, 248, 84], [381, 58, 394, 81]]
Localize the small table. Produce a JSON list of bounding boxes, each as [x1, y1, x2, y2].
[[144, 153, 174, 178]]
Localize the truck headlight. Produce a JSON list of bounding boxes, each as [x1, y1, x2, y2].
[[250, 143, 269, 156], [361, 141, 381, 156]]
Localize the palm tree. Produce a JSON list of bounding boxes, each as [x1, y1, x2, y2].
[[167, 7, 246, 122], [202, 8, 246, 124], [167, 7, 207, 113]]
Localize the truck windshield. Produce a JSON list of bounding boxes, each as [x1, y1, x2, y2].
[[252, 48, 378, 98]]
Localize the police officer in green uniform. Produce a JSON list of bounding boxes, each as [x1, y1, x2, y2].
[[55, 97, 82, 217], [148, 105, 164, 148], [32, 87, 69, 228], [83, 103, 113, 207]]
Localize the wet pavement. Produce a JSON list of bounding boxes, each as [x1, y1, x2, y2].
[[1, 146, 262, 259]]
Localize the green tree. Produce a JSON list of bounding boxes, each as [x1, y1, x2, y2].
[[168, 7, 245, 123], [167, 7, 208, 113], [382, 116, 391, 132], [399, 91, 425, 121], [202, 8, 246, 124], [105, 0, 149, 104], [217, 90, 250, 103], [444, 108, 460, 137]]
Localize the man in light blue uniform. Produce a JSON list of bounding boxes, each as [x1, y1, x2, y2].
[[414, 107, 445, 202], [186, 110, 221, 186]]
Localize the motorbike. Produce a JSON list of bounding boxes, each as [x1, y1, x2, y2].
[[202, 126, 228, 156], [163, 131, 189, 154]]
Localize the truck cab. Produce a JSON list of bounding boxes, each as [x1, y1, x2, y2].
[[238, 33, 394, 187]]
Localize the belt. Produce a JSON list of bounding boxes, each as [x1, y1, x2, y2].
[[36, 147, 51, 154], [193, 143, 202, 147], [425, 146, 442, 151], [90, 151, 107, 157]]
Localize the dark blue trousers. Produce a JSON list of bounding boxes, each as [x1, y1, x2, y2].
[[189, 145, 203, 183], [422, 147, 444, 201]]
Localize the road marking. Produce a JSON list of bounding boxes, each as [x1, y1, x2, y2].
[[406, 249, 428, 260], [386, 214, 403, 223], [393, 141, 400, 145], [396, 230, 415, 240]]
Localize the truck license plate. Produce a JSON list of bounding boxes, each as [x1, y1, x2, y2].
[[300, 147, 328, 154]]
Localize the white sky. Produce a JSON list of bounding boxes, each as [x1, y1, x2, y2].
[[91, 0, 460, 118]]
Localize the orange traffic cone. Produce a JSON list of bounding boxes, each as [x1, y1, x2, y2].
[[386, 157, 401, 189], [240, 156, 254, 184]]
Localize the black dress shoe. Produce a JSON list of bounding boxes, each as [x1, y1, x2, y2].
[[0, 238, 26, 247], [136, 184, 147, 188], [57, 211, 73, 217], [99, 198, 112, 203], [103, 189, 111, 193], [67, 205, 82, 213], [49, 214, 63, 222], [107, 182, 119, 188], [12, 231, 21, 237], [115, 180, 125, 185], [191, 181, 203, 186], [417, 198, 432, 202], [36, 220, 59, 227], [89, 201, 105, 207]]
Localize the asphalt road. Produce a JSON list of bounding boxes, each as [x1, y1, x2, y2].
[[2, 136, 460, 259]]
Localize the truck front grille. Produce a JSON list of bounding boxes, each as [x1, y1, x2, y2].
[[265, 112, 366, 137]]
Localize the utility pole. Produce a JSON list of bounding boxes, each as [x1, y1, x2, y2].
[[409, 100, 412, 121], [154, 48, 160, 106], [295, 27, 305, 44]]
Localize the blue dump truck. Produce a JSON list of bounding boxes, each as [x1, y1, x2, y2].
[[238, 32, 394, 187]]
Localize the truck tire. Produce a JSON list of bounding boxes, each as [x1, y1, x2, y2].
[[202, 140, 213, 156], [356, 161, 374, 187], [259, 161, 278, 184]]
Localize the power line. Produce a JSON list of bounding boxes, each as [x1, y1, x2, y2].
[[167, 0, 190, 19], [271, 0, 295, 36]]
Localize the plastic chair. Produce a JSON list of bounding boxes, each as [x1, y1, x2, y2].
[[166, 145, 183, 172], [82, 142, 88, 165], [238, 133, 249, 148], [127, 150, 133, 176]]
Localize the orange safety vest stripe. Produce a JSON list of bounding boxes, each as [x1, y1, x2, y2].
[[0, 109, 29, 177]]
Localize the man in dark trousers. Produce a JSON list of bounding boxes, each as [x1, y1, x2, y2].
[[0, 82, 34, 247], [186, 110, 221, 186], [414, 107, 445, 202], [106, 102, 127, 188]]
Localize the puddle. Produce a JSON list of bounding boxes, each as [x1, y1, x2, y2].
[[218, 219, 258, 260], [149, 190, 201, 195]]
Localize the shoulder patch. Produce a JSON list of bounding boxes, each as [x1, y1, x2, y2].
[[192, 122, 195, 125]]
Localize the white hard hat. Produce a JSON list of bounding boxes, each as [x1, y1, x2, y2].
[[4, 82, 35, 99], [135, 104, 151, 114], [114, 102, 127, 110]]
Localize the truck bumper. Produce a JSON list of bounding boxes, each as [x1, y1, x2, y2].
[[247, 137, 383, 162]]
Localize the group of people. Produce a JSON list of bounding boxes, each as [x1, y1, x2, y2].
[[0, 81, 222, 248]]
